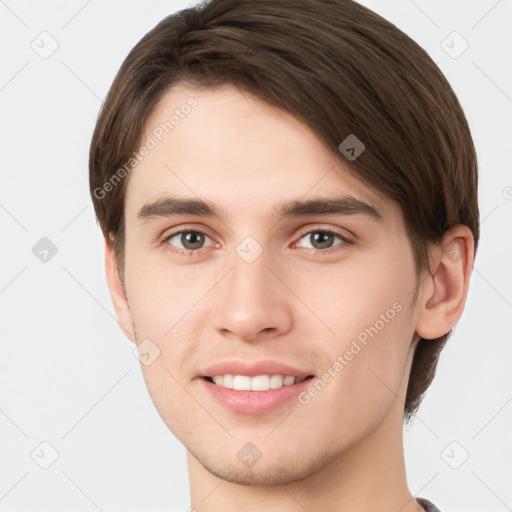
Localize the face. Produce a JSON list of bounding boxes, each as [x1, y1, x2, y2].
[[112, 84, 423, 486]]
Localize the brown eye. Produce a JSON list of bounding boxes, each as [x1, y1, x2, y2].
[[305, 231, 337, 249], [164, 230, 213, 252], [297, 229, 350, 251]]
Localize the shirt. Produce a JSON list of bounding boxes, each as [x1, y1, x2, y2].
[[417, 497, 442, 512]]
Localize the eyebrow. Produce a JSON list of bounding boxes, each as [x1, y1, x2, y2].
[[136, 195, 383, 223]]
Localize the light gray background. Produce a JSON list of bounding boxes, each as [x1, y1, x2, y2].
[[1, 0, 511, 511]]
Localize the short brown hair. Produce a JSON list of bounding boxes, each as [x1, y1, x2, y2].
[[89, 0, 479, 422]]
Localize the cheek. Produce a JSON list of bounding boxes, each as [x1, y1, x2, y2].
[[297, 247, 413, 342], [297, 252, 415, 423], [124, 250, 202, 393], [124, 242, 205, 335]]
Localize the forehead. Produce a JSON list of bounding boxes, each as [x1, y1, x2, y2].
[[124, 84, 390, 221]]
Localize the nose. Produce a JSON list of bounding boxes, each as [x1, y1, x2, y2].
[[210, 248, 294, 342]]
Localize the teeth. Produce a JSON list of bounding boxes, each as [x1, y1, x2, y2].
[[210, 374, 306, 391]]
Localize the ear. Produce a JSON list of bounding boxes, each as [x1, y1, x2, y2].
[[104, 236, 136, 343], [415, 225, 475, 340]]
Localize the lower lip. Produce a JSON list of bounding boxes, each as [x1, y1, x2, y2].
[[199, 376, 315, 415]]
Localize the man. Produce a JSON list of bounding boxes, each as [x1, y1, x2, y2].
[[89, 1, 479, 510]]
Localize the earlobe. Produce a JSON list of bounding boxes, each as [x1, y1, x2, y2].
[[415, 225, 474, 340], [104, 236, 136, 343]]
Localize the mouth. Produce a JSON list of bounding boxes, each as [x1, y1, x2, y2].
[[198, 359, 316, 388], [202, 374, 315, 391], [200, 373, 316, 414]]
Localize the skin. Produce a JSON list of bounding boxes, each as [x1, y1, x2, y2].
[[105, 84, 474, 512]]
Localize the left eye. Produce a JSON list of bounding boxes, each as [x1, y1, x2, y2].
[[295, 230, 350, 251]]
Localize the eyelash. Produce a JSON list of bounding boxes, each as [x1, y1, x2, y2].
[[159, 225, 354, 258]]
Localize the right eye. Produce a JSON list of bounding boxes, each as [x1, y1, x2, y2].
[[161, 229, 215, 255]]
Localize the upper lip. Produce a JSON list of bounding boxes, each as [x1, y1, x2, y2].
[[199, 360, 315, 378]]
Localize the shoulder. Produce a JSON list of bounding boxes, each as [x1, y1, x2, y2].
[[417, 497, 442, 512]]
